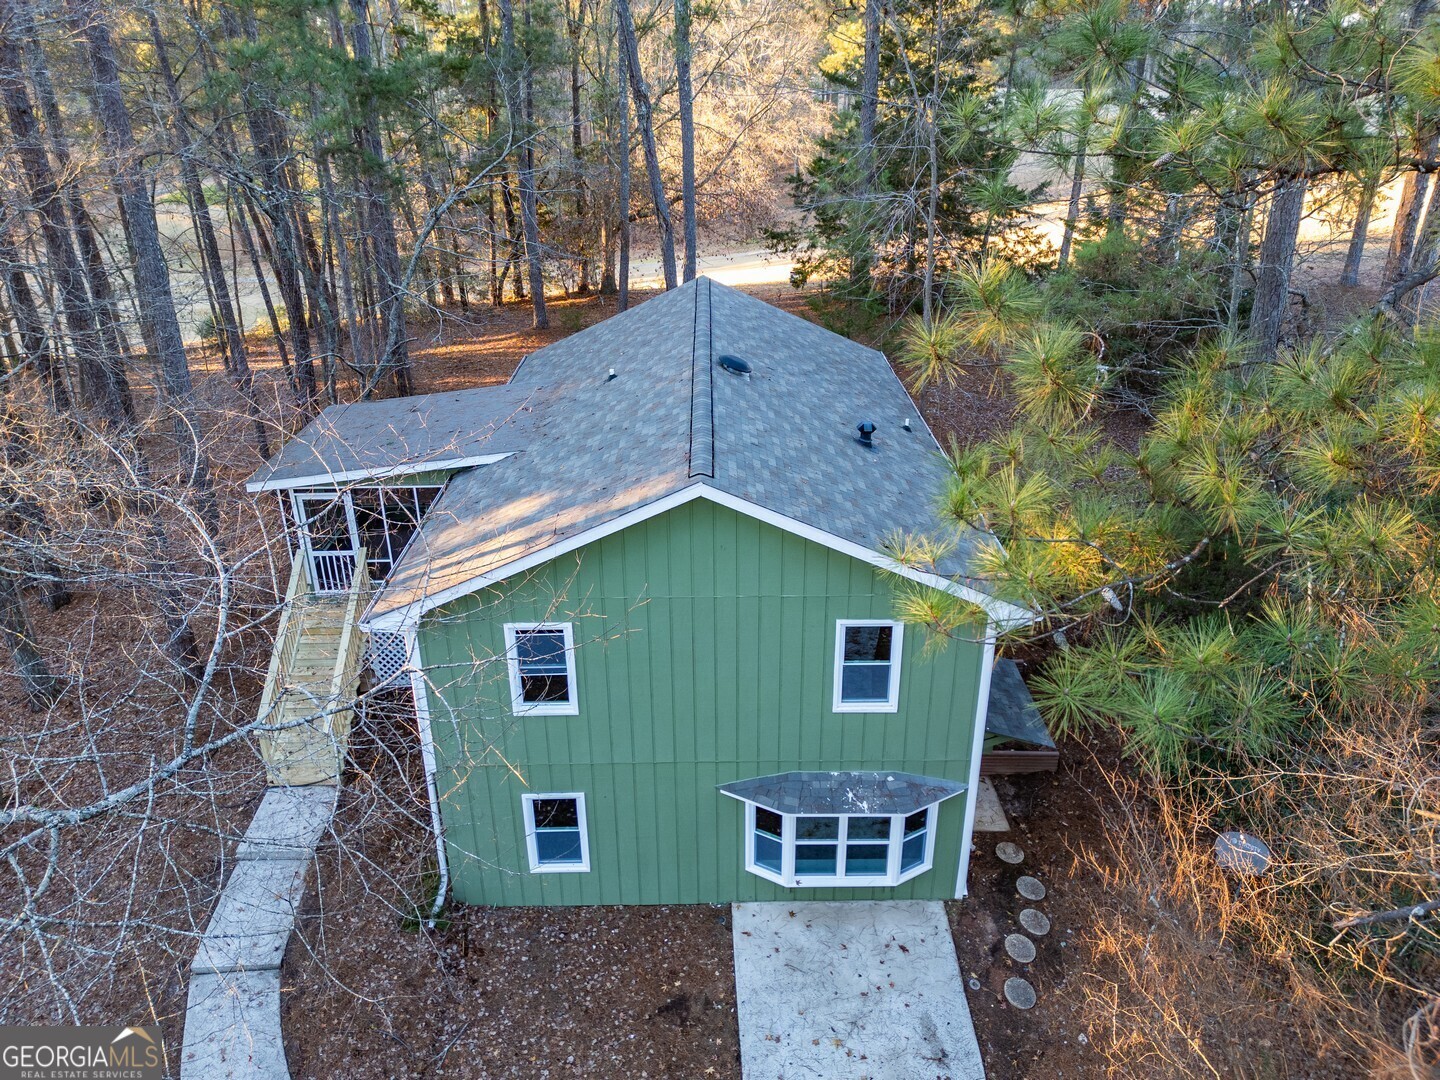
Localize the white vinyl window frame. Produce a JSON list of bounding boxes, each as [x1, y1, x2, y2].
[[504, 622, 579, 716], [521, 792, 591, 873], [740, 801, 937, 888], [832, 619, 904, 713]]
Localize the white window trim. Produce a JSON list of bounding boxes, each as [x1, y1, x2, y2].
[[521, 792, 591, 873], [742, 802, 936, 888], [833, 619, 904, 713], [504, 622, 579, 716]]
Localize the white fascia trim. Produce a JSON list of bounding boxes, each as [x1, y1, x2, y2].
[[245, 452, 515, 492], [405, 629, 451, 923], [955, 623, 998, 899], [364, 483, 1036, 633]]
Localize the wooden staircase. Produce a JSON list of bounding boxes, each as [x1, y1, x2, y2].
[[257, 552, 370, 786]]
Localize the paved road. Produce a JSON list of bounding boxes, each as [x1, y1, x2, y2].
[[732, 900, 986, 1080], [628, 249, 796, 289]]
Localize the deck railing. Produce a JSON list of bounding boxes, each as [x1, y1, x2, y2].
[[310, 549, 359, 595]]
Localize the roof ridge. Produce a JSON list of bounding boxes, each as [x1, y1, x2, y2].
[[687, 276, 715, 478]]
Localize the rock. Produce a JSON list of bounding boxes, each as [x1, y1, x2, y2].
[[1019, 908, 1051, 936], [1016, 875, 1046, 901], [1214, 831, 1271, 876], [995, 842, 1024, 865], [1004, 977, 1036, 1009], [1004, 934, 1036, 963]]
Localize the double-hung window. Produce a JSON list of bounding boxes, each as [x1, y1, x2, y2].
[[742, 803, 937, 887], [505, 623, 578, 715], [522, 793, 590, 872], [833, 620, 903, 712]]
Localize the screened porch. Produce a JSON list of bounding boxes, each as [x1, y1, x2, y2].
[[285, 484, 443, 595]]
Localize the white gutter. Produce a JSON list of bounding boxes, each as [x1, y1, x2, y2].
[[404, 629, 450, 924], [955, 622, 998, 899]]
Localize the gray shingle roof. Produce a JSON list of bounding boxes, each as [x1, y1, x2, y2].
[[245, 385, 537, 490], [985, 659, 1055, 748], [717, 770, 967, 815], [361, 277, 981, 624]]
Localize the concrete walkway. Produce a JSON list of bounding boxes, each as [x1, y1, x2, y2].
[[732, 900, 985, 1080], [181, 785, 336, 1079]]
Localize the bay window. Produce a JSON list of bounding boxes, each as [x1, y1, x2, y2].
[[742, 802, 937, 887]]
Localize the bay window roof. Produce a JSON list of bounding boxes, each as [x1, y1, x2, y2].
[[718, 770, 966, 817]]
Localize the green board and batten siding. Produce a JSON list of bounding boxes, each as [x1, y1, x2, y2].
[[417, 497, 984, 906]]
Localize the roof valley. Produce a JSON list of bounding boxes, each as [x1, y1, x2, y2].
[[687, 276, 715, 479]]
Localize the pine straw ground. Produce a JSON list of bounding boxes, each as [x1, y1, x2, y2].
[[0, 269, 1415, 1078]]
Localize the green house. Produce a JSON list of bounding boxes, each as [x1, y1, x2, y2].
[[248, 277, 1034, 906]]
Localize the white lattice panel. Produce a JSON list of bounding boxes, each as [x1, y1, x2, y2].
[[366, 631, 409, 688]]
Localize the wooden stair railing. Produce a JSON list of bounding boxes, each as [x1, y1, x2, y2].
[[258, 551, 372, 786]]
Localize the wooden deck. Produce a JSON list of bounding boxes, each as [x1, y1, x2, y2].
[[257, 554, 370, 786]]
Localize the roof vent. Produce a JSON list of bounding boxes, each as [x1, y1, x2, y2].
[[717, 354, 751, 376], [856, 421, 877, 448]]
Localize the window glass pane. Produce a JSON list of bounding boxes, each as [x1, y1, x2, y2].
[[901, 832, 927, 872], [532, 798, 579, 830], [795, 816, 839, 840], [517, 630, 567, 671], [535, 829, 582, 864], [794, 844, 837, 876], [301, 497, 351, 551], [904, 810, 928, 835], [754, 833, 782, 874], [755, 808, 783, 839], [844, 625, 892, 662], [840, 664, 891, 703], [845, 844, 890, 876], [848, 816, 890, 840], [520, 673, 570, 703]]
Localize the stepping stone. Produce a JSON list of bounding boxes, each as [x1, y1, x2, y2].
[[1019, 908, 1051, 936], [974, 778, 1010, 831], [995, 842, 1024, 865], [1004, 934, 1036, 963], [1004, 977, 1036, 1010], [1016, 875, 1046, 901]]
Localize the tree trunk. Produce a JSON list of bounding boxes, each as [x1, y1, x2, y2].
[[521, 7, 547, 329], [1250, 176, 1307, 359], [72, 0, 218, 517], [0, 207, 72, 413], [850, 0, 880, 290], [24, 36, 136, 407], [230, 183, 297, 396], [570, 0, 591, 294], [617, 20, 632, 311], [1386, 161, 1433, 287], [675, 0, 697, 282], [498, 0, 548, 328], [349, 0, 415, 392], [0, 569, 59, 708], [1340, 175, 1380, 288], [148, 14, 271, 459], [615, 0, 676, 290], [0, 11, 127, 424]]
